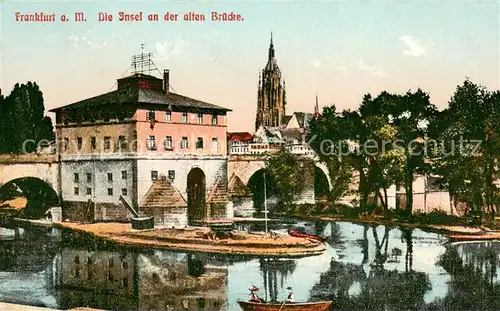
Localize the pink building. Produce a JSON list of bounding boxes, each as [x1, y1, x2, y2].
[[50, 70, 233, 226]]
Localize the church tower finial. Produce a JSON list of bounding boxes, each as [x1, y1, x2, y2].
[[268, 31, 275, 59]]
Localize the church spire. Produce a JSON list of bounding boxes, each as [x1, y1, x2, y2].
[[268, 32, 275, 59], [314, 93, 320, 119]]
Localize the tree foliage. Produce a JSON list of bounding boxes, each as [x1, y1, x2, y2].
[[0, 82, 54, 154], [265, 147, 316, 208]]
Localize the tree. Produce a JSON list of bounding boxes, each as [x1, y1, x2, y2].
[[307, 105, 356, 204], [387, 89, 438, 214], [0, 82, 54, 154], [432, 79, 500, 215], [265, 147, 315, 208]]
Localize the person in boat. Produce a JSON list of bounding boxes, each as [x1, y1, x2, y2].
[[248, 285, 265, 303], [285, 286, 295, 303]]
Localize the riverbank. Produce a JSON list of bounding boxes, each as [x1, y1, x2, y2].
[[298, 212, 500, 241], [0, 302, 104, 311], [53, 222, 326, 257]]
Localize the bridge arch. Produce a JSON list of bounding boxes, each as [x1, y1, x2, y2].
[[0, 177, 59, 219], [247, 169, 279, 212], [315, 163, 332, 190], [186, 167, 206, 225], [314, 166, 330, 200]]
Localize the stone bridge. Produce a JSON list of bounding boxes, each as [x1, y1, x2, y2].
[[228, 154, 332, 205], [0, 154, 59, 189], [0, 154, 60, 205]]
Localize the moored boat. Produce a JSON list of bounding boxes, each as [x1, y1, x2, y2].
[[237, 300, 333, 311], [288, 229, 328, 243]]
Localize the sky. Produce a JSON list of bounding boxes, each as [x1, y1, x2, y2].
[[1, 0, 499, 132]]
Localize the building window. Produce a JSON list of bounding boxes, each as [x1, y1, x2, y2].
[[74, 173, 79, 183], [151, 171, 158, 181], [166, 111, 171, 122], [196, 137, 204, 149], [107, 188, 113, 196], [147, 135, 156, 150], [181, 137, 189, 149], [104, 136, 111, 150], [86, 173, 91, 183], [121, 188, 128, 196], [164, 136, 173, 150], [74, 187, 79, 195], [108, 173, 113, 182], [77, 137, 82, 151], [118, 136, 127, 150], [168, 170, 175, 180], [212, 138, 218, 153], [198, 113, 203, 124], [147, 110, 155, 121], [182, 112, 188, 123], [90, 136, 96, 150], [86, 187, 92, 195], [63, 138, 69, 151], [211, 115, 218, 125], [121, 171, 127, 179]]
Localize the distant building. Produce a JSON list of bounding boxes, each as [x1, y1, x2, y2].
[[49, 66, 233, 226], [255, 33, 287, 131]]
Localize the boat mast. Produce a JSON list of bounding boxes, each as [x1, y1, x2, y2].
[[264, 171, 268, 234]]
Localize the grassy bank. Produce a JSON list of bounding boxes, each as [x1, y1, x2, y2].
[[286, 203, 500, 236]]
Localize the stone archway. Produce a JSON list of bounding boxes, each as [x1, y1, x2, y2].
[[0, 177, 59, 219], [314, 166, 330, 200], [187, 168, 206, 225]]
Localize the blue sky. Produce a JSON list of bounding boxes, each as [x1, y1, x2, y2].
[[1, 0, 499, 131]]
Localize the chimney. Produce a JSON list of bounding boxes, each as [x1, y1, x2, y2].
[[163, 69, 170, 94]]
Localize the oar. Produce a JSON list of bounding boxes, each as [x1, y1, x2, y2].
[[277, 299, 287, 311]]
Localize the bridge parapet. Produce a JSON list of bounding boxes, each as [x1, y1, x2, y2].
[[0, 154, 58, 164]]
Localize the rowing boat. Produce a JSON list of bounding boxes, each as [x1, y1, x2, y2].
[[237, 300, 333, 311], [288, 230, 328, 243]]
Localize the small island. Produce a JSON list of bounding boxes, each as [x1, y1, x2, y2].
[[54, 222, 327, 257]]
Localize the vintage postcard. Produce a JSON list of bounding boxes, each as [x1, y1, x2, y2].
[[0, 0, 499, 310]]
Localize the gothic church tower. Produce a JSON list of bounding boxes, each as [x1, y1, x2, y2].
[[255, 33, 287, 131]]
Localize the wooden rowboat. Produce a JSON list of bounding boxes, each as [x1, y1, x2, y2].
[[288, 230, 328, 243], [237, 300, 333, 311]]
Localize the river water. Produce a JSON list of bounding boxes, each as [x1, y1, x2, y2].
[[0, 220, 499, 311]]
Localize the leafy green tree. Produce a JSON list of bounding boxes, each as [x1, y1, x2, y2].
[[388, 89, 438, 214], [431, 79, 499, 215], [265, 147, 315, 208], [0, 82, 54, 154], [307, 105, 357, 204]]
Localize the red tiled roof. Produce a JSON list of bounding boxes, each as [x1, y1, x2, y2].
[[228, 132, 253, 141]]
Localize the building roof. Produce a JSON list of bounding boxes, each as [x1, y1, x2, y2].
[[286, 112, 314, 129], [206, 176, 231, 204], [49, 85, 231, 113], [227, 132, 253, 141], [227, 174, 251, 197], [282, 115, 292, 125], [139, 175, 187, 209], [279, 128, 304, 143]]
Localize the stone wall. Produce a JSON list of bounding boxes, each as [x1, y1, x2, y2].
[[136, 157, 227, 205], [141, 207, 188, 228]]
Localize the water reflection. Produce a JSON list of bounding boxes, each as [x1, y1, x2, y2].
[[1, 222, 500, 311]]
